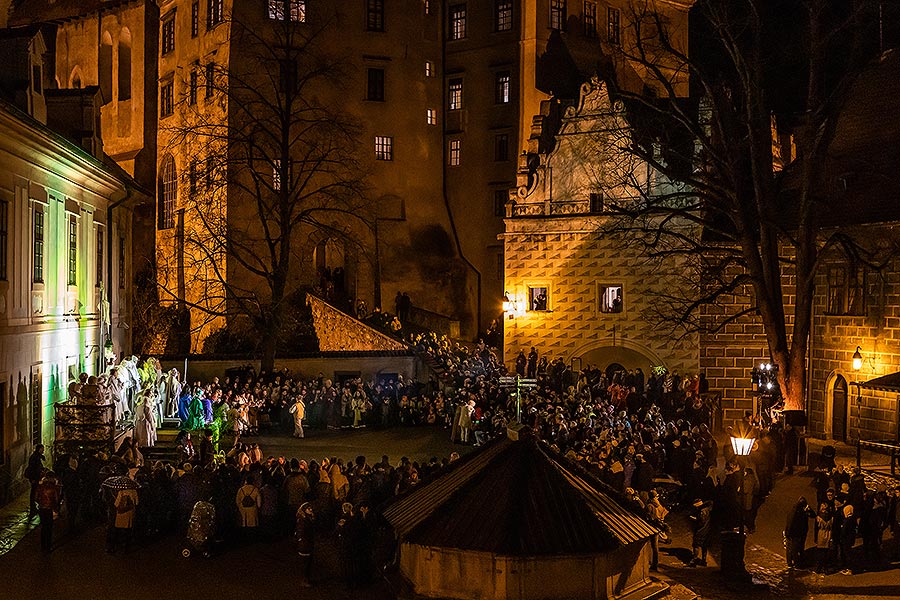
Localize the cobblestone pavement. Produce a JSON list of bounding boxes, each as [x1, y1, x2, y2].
[[0, 492, 37, 557]]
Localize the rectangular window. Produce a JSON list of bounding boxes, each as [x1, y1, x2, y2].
[[495, 71, 510, 103], [162, 17, 175, 55], [206, 155, 215, 189], [494, 134, 509, 161], [96, 230, 103, 287], [273, 159, 282, 191], [118, 237, 126, 289], [493, 190, 507, 217], [583, 1, 596, 37], [550, 0, 566, 31], [589, 192, 603, 213], [607, 7, 620, 45], [495, 0, 512, 31], [598, 284, 623, 313], [367, 0, 385, 31], [269, 0, 306, 21], [366, 68, 385, 101], [528, 286, 549, 311], [189, 160, 198, 195], [425, 61, 434, 77], [426, 108, 436, 125], [448, 139, 461, 166], [424, 0, 431, 15], [448, 78, 463, 110], [32, 65, 42, 94], [0, 200, 6, 281], [827, 264, 867, 316], [160, 80, 174, 117], [191, 1, 200, 37], [207, 0, 223, 28], [67, 217, 77, 286], [33, 207, 43, 283], [205, 62, 215, 98], [189, 67, 198, 105], [0, 200, 9, 281], [449, 4, 467, 40], [374, 136, 393, 161]]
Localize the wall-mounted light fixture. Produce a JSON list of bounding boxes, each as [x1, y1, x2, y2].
[[852, 346, 863, 372]]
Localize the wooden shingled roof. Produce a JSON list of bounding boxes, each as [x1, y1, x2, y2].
[[382, 434, 657, 556]]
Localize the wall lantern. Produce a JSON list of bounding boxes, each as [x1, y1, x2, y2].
[[852, 346, 863, 372]]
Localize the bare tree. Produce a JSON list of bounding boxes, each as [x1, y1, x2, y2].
[[591, 0, 889, 413], [158, 5, 372, 370]]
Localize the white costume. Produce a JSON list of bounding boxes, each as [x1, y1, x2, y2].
[[134, 393, 158, 447]]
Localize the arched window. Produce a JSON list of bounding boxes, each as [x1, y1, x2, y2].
[[99, 31, 113, 103], [118, 28, 132, 101], [159, 156, 177, 229], [70, 66, 83, 89]]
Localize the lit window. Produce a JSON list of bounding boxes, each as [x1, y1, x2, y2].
[[528, 286, 549, 311], [367, 0, 385, 31], [67, 217, 77, 286], [160, 80, 174, 117], [448, 78, 463, 110], [273, 159, 282, 191], [161, 17, 175, 55], [426, 108, 436, 125], [495, 0, 512, 31], [96, 230, 103, 287], [159, 156, 177, 230], [0, 200, 6, 281], [449, 4, 466, 40], [583, 1, 596, 37], [607, 7, 620, 45], [599, 284, 623, 313], [207, 0, 223, 28], [375, 136, 393, 161], [367, 68, 385, 101], [424, 0, 430, 15], [448, 139, 461, 166], [494, 134, 509, 161], [425, 61, 434, 77], [33, 207, 43, 283], [550, 0, 566, 31], [495, 71, 510, 103], [269, 0, 306, 21], [191, 1, 200, 37]]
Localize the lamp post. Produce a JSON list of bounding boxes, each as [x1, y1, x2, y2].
[[720, 431, 755, 584]]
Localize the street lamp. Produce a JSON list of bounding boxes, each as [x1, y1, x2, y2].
[[852, 346, 863, 372], [720, 429, 755, 585]]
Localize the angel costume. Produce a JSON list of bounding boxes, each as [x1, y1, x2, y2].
[[134, 393, 158, 447]]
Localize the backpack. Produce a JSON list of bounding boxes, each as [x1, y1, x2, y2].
[[116, 492, 134, 514], [240, 488, 256, 508]]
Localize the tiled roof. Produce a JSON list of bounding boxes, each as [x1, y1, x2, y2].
[[382, 434, 657, 556]]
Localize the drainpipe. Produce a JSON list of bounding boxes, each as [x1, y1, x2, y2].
[[105, 186, 134, 370]]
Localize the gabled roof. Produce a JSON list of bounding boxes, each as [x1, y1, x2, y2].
[[382, 435, 657, 556]]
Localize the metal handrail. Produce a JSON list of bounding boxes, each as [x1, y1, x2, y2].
[[856, 439, 900, 476]]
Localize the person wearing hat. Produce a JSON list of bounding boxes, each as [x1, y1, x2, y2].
[[689, 498, 712, 566], [295, 502, 315, 587]]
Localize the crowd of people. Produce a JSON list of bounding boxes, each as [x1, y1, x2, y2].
[[23, 327, 900, 583]]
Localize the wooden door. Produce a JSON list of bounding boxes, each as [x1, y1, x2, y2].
[[832, 376, 848, 442]]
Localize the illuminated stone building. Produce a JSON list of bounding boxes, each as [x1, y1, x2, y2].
[[504, 52, 900, 441], [0, 26, 141, 500]]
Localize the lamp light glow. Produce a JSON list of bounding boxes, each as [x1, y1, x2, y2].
[[730, 436, 755, 456], [852, 346, 863, 371]]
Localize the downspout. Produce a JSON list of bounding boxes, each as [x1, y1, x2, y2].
[[106, 186, 134, 369], [440, 5, 482, 339]]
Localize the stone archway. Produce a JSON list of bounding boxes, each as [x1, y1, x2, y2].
[[824, 371, 851, 441], [572, 339, 663, 374]]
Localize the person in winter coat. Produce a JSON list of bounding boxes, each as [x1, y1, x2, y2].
[[815, 503, 834, 574], [689, 499, 712, 566], [740, 467, 760, 533], [784, 496, 815, 568], [295, 502, 315, 587], [35, 472, 61, 552], [289, 398, 306, 438]]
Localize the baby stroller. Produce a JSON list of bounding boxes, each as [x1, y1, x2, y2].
[[182, 500, 216, 558]]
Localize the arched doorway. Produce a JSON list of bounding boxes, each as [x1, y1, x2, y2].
[[605, 362, 626, 380], [832, 375, 849, 442]]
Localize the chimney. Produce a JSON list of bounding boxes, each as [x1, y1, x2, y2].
[[44, 86, 105, 159]]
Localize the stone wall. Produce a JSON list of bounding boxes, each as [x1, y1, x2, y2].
[[308, 295, 407, 352], [503, 219, 698, 374]]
